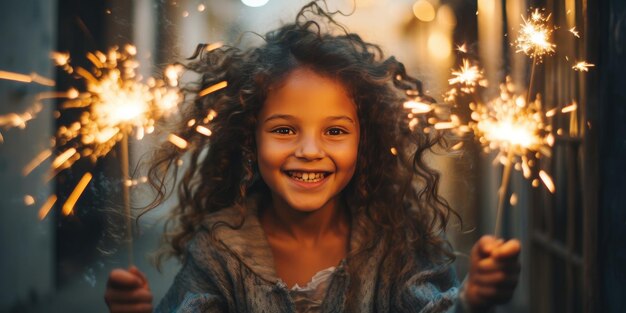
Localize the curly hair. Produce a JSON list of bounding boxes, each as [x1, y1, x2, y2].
[[144, 2, 459, 280]]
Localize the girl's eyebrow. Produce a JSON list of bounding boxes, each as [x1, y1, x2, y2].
[[263, 114, 356, 124], [263, 114, 297, 123]]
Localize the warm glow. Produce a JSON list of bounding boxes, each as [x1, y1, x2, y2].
[[413, 0, 436, 22], [168, 134, 189, 149], [427, 32, 452, 60], [515, 9, 555, 60], [62, 172, 93, 216], [403, 99, 433, 114], [241, 0, 269, 7]]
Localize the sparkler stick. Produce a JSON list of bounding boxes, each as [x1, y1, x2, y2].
[[120, 133, 133, 265], [495, 149, 514, 237]]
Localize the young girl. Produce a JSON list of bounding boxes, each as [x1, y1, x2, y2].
[[105, 3, 520, 312]]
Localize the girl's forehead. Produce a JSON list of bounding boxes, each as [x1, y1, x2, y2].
[[260, 68, 357, 119]]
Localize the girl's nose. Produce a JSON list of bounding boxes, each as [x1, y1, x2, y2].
[[294, 134, 325, 160]]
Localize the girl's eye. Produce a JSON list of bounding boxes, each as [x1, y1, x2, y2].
[[271, 127, 295, 135], [326, 128, 347, 136]]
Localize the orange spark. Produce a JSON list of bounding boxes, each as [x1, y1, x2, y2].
[[195, 125, 212, 137], [168, 134, 188, 149], [0, 70, 55, 86], [62, 172, 93, 216], [52, 148, 77, 170], [23, 149, 52, 176], [38, 195, 57, 220], [199, 81, 228, 97], [539, 170, 555, 193]]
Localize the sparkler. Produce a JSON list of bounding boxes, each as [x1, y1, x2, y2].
[[432, 8, 593, 237], [2, 44, 185, 265]]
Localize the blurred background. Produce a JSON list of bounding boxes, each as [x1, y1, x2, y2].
[[0, 0, 624, 312]]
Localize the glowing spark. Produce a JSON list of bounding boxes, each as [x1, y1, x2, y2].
[[205, 42, 224, 52], [62, 172, 93, 216], [448, 59, 483, 94], [468, 78, 548, 158], [572, 61, 594, 72], [561, 102, 577, 113], [50, 51, 70, 66], [198, 4, 206, 11], [168, 134, 188, 149], [199, 81, 228, 97], [569, 27, 580, 38], [451, 141, 464, 150], [38, 195, 57, 220], [52, 148, 77, 170], [403, 99, 433, 114], [0, 112, 36, 129], [24, 195, 35, 206], [0, 70, 55, 86], [390, 147, 398, 155], [195, 125, 212, 137], [515, 9, 556, 61], [510, 193, 518, 206], [23, 149, 52, 176], [456, 43, 468, 53], [50, 46, 183, 161], [539, 170, 555, 193]]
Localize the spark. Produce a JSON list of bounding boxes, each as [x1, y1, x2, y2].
[[51, 45, 183, 163], [572, 61, 594, 72], [539, 170, 555, 193], [23, 149, 52, 176], [561, 102, 577, 113], [199, 81, 228, 97], [403, 99, 433, 114], [456, 43, 468, 53], [52, 148, 77, 170], [24, 195, 35, 206], [0, 70, 55, 86], [168, 133, 188, 149], [448, 59, 483, 94], [205, 42, 224, 52], [569, 27, 580, 38], [195, 125, 212, 137], [38, 195, 57, 220], [390, 147, 398, 155], [62, 172, 93, 216], [0, 111, 37, 129], [515, 9, 556, 61]]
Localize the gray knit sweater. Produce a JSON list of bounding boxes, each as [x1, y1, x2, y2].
[[155, 203, 467, 313]]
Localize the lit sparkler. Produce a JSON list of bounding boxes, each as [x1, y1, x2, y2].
[[572, 61, 594, 72], [515, 9, 555, 61]]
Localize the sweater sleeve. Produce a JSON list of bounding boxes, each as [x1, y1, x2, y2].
[[155, 248, 226, 313], [396, 262, 470, 313]]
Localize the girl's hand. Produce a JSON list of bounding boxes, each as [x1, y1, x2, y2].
[[105, 266, 153, 313], [465, 235, 521, 312]]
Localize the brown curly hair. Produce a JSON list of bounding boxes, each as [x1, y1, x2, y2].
[[144, 2, 459, 280]]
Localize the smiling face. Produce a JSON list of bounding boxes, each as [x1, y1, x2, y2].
[[256, 67, 359, 213]]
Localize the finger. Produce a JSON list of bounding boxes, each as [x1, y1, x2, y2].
[[105, 287, 153, 304], [476, 257, 521, 274], [472, 236, 498, 262], [473, 285, 515, 304], [470, 271, 519, 288], [492, 239, 521, 260], [107, 269, 143, 289], [128, 266, 149, 287], [108, 303, 153, 313]]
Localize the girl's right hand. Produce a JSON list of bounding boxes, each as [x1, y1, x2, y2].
[[105, 266, 154, 313]]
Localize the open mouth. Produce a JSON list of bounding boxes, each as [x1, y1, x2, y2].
[[284, 171, 331, 183]]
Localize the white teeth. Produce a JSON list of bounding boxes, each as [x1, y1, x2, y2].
[[287, 171, 327, 183]]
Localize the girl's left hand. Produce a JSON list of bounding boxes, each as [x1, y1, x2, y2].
[[464, 235, 521, 312]]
